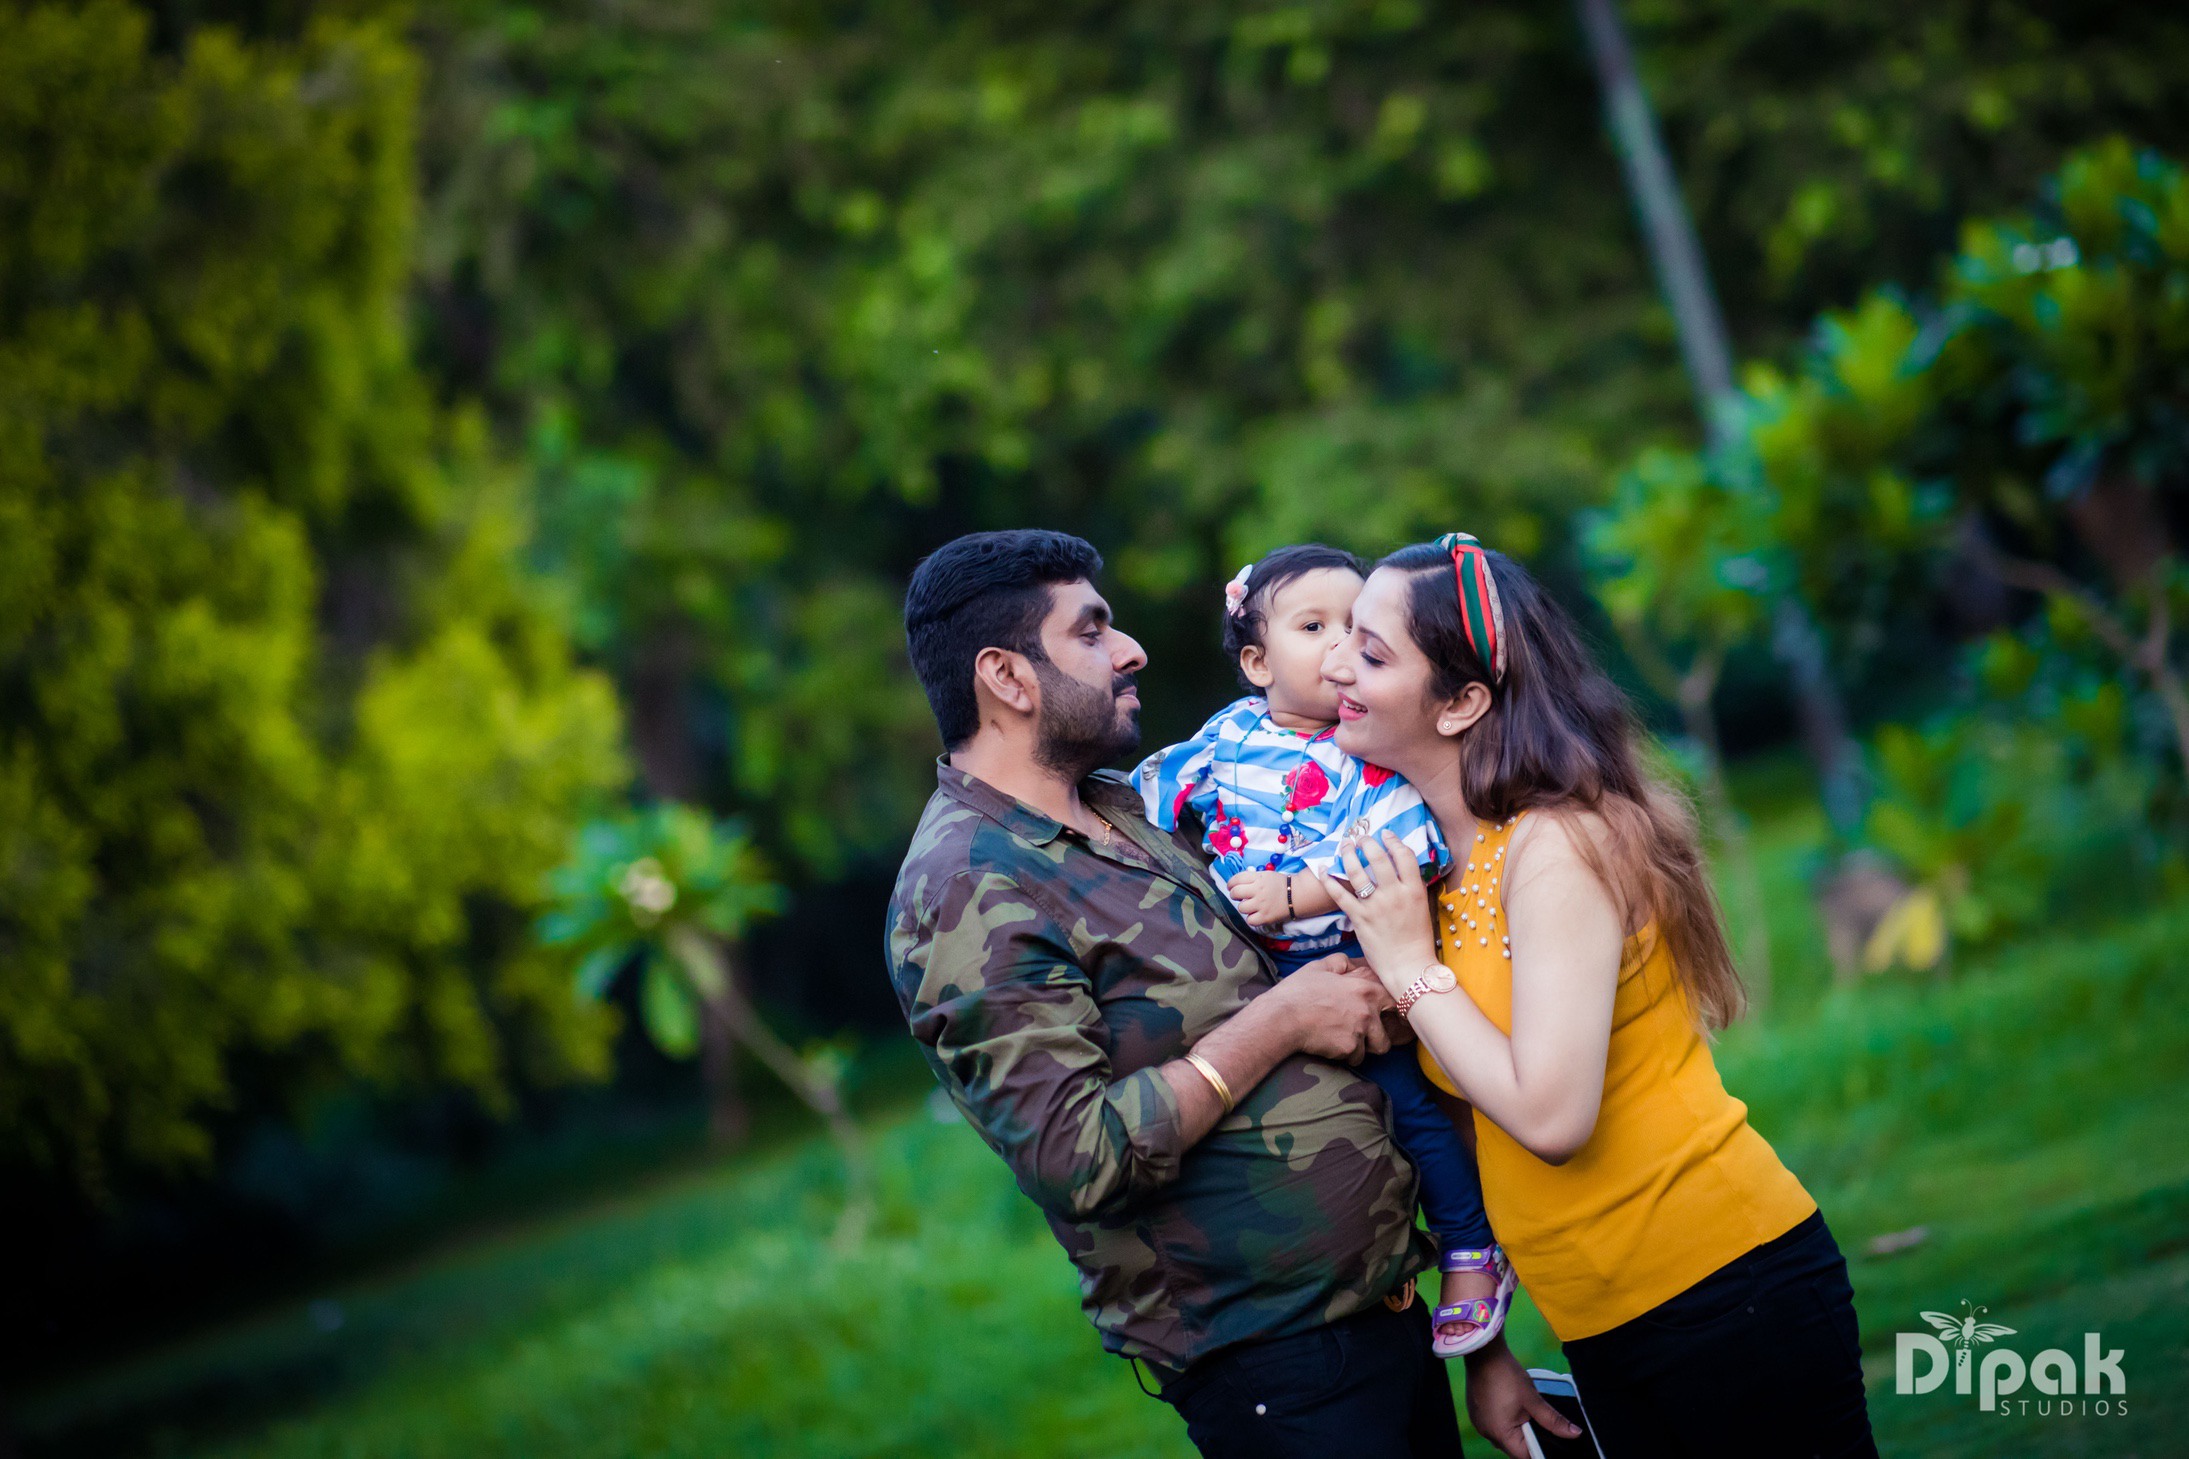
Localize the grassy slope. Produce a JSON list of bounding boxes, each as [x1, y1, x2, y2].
[[19, 790, 2188, 1458]]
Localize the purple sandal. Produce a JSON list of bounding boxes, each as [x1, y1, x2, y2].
[[1432, 1244, 1516, 1359]]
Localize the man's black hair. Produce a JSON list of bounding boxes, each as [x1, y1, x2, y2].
[[1220, 544, 1365, 689], [904, 529, 1105, 751]]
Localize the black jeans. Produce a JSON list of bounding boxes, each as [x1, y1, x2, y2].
[[1157, 1296, 1466, 1458], [1561, 1211, 1877, 1458]]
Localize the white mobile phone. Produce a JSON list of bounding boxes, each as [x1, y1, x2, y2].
[[1521, 1370, 1603, 1459]]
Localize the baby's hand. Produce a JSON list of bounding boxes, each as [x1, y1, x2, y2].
[[1226, 869, 1293, 927]]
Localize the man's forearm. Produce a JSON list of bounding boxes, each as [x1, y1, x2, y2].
[[1157, 990, 1305, 1146]]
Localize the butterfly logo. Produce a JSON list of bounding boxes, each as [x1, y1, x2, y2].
[[1920, 1300, 2016, 1390]]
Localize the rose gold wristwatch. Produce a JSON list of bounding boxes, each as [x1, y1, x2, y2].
[[1394, 961, 1458, 1017]]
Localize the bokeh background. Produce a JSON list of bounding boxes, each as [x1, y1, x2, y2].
[[5, 2, 2187, 1455]]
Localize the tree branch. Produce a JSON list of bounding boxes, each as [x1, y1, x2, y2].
[[669, 925, 872, 1249], [1978, 547, 2144, 664], [1975, 542, 2189, 774]]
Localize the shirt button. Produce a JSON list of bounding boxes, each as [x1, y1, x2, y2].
[[1255, 1403, 1268, 1416]]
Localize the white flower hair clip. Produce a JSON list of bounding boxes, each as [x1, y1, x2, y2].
[[1222, 562, 1256, 618]]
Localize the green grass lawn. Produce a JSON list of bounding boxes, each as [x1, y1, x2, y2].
[[17, 792, 2188, 1458]]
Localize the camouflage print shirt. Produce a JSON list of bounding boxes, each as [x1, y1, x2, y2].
[[885, 759, 1433, 1371]]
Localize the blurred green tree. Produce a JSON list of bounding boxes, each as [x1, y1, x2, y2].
[[1947, 141, 2189, 770], [1598, 138, 2189, 974], [406, 0, 2189, 894], [1718, 141, 2189, 775], [1587, 448, 1777, 998], [0, 1, 625, 1189]]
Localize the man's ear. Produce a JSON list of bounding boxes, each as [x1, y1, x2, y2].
[[972, 646, 1040, 718], [1238, 645, 1274, 689], [1434, 681, 1493, 739]]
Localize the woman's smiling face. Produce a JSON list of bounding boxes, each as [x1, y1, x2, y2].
[[1324, 565, 1443, 771]]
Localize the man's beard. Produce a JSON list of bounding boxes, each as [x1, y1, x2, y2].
[[1031, 661, 1142, 780]]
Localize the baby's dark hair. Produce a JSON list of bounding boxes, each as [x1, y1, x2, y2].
[[1220, 544, 1365, 689]]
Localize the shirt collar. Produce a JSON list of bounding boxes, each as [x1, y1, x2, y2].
[[934, 757, 1065, 845], [933, 757, 1155, 849], [933, 758, 1269, 970]]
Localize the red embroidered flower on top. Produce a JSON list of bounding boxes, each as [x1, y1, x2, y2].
[[1283, 760, 1331, 810]]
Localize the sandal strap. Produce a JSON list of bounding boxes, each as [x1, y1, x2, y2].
[[1434, 1298, 1496, 1327], [1439, 1244, 1502, 1273]]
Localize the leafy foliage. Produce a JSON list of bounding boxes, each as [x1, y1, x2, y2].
[[407, 0, 2189, 879], [1596, 138, 2189, 970], [1589, 445, 1773, 684], [1859, 681, 2153, 967], [540, 803, 870, 1239], [541, 806, 783, 1056], [0, 1, 625, 1186], [12, 0, 2189, 1193]]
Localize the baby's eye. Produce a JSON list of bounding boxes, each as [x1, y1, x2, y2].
[[1301, 620, 1323, 633]]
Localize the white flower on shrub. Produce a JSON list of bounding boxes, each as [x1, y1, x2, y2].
[[617, 857, 678, 924]]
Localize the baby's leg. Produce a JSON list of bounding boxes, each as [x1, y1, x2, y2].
[[1358, 1050, 1499, 1348], [1262, 941, 1339, 978]]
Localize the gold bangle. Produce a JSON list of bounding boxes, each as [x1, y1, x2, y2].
[[1183, 1051, 1236, 1113]]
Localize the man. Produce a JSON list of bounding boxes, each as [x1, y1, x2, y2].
[[883, 529, 1464, 1456]]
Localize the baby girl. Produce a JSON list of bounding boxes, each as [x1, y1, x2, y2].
[[1134, 544, 1513, 1358]]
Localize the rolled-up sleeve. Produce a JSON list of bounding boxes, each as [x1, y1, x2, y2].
[[897, 869, 1188, 1221]]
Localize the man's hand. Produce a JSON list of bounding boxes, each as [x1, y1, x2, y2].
[[1165, 956, 1396, 1150], [1257, 953, 1393, 1064], [1463, 1338, 1585, 1458], [1225, 869, 1291, 927]]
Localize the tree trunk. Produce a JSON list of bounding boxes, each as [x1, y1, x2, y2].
[[1572, 0, 1733, 410], [1613, 629, 1775, 1008], [625, 623, 706, 802], [628, 626, 755, 1142], [1771, 598, 1866, 840], [1575, 0, 1867, 839], [1674, 656, 1775, 1011], [699, 985, 750, 1147], [670, 926, 872, 1249]]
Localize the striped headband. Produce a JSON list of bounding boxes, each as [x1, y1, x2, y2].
[[1433, 532, 1508, 682]]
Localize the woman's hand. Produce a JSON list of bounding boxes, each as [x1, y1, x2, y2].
[[1316, 832, 1439, 999], [1462, 1337, 1585, 1458]]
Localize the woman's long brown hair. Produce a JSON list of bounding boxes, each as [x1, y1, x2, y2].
[[1382, 542, 1746, 1029]]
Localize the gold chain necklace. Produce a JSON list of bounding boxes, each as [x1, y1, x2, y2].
[[1091, 812, 1145, 862]]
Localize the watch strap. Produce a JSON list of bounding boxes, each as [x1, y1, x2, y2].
[[1395, 975, 1431, 1018]]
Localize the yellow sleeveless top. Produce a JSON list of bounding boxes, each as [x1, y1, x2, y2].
[[1418, 815, 1814, 1342]]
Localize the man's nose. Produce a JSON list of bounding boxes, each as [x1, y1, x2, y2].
[[1112, 630, 1148, 675]]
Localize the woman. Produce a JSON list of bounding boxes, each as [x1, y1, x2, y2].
[[1316, 535, 1876, 1459]]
